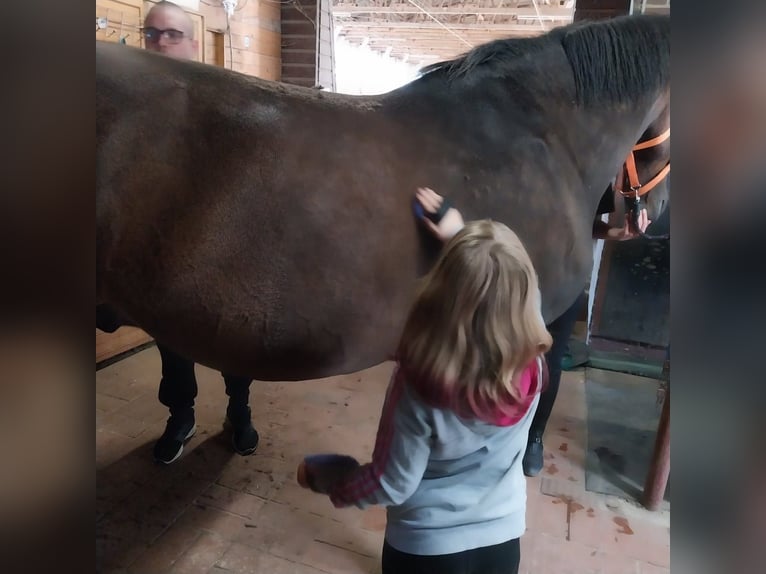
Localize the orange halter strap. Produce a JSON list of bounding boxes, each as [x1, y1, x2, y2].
[[615, 128, 670, 198]]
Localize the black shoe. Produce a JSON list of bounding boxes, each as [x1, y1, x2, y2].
[[225, 405, 259, 456], [523, 430, 545, 477], [153, 410, 196, 464]]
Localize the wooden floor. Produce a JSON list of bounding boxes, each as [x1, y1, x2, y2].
[[96, 327, 153, 364], [96, 346, 670, 574]]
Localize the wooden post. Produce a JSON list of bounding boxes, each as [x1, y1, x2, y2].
[[643, 383, 670, 510]]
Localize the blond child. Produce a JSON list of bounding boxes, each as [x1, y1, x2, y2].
[[297, 187, 551, 574]]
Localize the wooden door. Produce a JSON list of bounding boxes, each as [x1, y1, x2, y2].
[[205, 30, 226, 67]]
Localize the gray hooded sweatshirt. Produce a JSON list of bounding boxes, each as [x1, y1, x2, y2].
[[328, 357, 543, 556]]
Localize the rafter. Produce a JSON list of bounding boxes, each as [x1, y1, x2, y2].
[[333, 5, 573, 18], [331, 0, 577, 63], [336, 21, 567, 31]]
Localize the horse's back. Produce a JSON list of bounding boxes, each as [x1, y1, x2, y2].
[[95, 37, 609, 379], [96, 44, 423, 377]]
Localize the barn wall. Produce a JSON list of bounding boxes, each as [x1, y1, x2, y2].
[[280, 1, 318, 87], [96, 0, 281, 80], [281, 0, 336, 90]]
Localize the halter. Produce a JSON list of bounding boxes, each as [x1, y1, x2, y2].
[[614, 128, 671, 240]]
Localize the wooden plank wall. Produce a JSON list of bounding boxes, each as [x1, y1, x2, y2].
[[96, 0, 144, 48], [96, 327, 154, 365], [205, 28, 226, 67], [143, 0, 282, 79], [280, 1, 318, 87], [97, 1, 280, 79]]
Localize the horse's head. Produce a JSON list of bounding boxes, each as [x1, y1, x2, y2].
[[614, 92, 671, 238]]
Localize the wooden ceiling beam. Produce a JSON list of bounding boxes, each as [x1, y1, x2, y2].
[[335, 20, 566, 31], [340, 30, 532, 36], [332, 5, 573, 19], [339, 28, 535, 35], [333, 1, 582, 64], [338, 32, 536, 42], [351, 35, 507, 45]]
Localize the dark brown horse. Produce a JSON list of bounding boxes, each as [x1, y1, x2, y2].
[[96, 14, 670, 381]]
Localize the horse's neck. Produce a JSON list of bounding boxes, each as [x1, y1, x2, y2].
[[642, 102, 670, 149], [390, 73, 664, 216], [518, 97, 664, 214]]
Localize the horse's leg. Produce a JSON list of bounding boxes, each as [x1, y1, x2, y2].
[[154, 343, 198, 464], [222, 374, 259, 456], [523, 292, 585, 477]]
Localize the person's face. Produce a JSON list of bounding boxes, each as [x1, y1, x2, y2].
[[143, 7, 197, 60]]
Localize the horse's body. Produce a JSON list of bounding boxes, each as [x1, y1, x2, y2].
[[96, 15, 670, 380]]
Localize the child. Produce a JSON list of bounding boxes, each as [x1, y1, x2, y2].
[[297, 187, 552, 574]]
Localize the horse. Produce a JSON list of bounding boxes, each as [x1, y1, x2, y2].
[[96, 14, 670, 383]]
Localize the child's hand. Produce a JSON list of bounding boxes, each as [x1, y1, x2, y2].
[[296, 454, 360, 494], [296, 460, 314, 490], [415, 187, 465, 242]]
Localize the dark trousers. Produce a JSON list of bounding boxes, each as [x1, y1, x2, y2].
[[156, 343, 251, 416], [530, 292, 585, 436], [382, 538, 520, 574]]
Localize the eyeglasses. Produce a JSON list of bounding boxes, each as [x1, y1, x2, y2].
[[141, 27, 188, 44]]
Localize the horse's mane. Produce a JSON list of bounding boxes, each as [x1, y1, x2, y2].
[[419, 14, 670, 106]]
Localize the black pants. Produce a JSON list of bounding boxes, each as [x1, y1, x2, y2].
[[529, 292, 585, 436], [382, 538, 520, 574], [156, 343, 251, 415]]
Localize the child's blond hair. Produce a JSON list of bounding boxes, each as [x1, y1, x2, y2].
[[397, 219, 552, 422]]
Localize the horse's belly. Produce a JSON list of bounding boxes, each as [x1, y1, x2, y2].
[[171, 306, 404, 381]]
